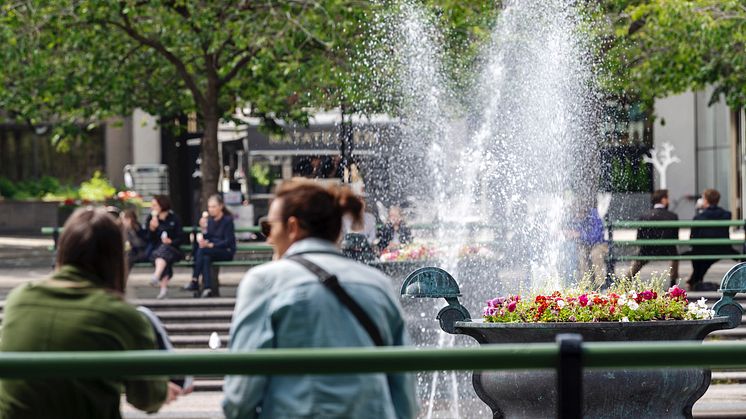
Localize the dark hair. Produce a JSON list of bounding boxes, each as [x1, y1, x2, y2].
[[153, 195, 172, 212], [651, 189, 669, 205], [56, 208, 126, 292], [703, 188, 720, 205], [121, 209, 141, 231], [208, 194, 232, 216], [275, 178, 363, 242]]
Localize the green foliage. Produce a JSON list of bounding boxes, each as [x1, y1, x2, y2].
[[78, 171, 116, 201], [610, 157, 650, 193], [600, 0, 746, 107], [0, 1, 376, 203], [250, 163, 273, 187], [0, 175, 66, 200]]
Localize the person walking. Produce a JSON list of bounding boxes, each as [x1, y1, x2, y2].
[[0, 208, 182, 418], [183, 194, 236, 298], [223, 178, 417, 419], [686, 188, 738, 291], [145, 195, 184, 299], [627, 189, 680, 285]]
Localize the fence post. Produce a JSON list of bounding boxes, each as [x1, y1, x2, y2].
[[557, 333, 583, 419]]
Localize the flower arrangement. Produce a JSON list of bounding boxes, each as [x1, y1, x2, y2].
[[111, 190, 144, 209], [459, 244, 495, 258], [379, 243, 438, 262], [483, 284, 715, 323]]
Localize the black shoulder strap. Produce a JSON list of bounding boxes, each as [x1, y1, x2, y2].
[[287, 254, 384, 346]]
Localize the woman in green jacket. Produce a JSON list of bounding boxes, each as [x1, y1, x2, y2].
[[0, 208, 181, 418]]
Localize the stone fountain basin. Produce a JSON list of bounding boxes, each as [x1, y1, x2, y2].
[[452, 317, 732, 419]]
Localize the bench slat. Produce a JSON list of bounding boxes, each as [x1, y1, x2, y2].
[[611, 220, 745, 228], [614, 254, 746, 261], [614, 239, 743, 246]]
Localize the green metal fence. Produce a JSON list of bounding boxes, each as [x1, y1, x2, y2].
[[2, 341, 746, 378], [3, 338, 746, 417]]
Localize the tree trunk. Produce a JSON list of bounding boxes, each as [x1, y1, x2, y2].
[[201, 112, 219, 211]]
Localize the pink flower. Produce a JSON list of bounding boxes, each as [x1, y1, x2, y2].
[[507, 301, 517, 312], [641, 290, 654, 301], [487, 297, 506, 308], [668, 285, 686, 299], [578, 294, 589, 307]]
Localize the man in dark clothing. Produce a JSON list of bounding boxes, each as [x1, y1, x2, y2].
[[628, 189, 679, 286], [686, 188, 738, 291], [377, 205, 413, 251]]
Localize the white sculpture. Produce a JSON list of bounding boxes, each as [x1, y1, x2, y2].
[[643, 142, 681, 189]]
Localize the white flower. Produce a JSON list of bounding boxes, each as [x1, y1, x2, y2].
[[557, 299, 566, 309], [626, 300, 639, 311], [697, 297, 708, 309], [618, 295, 627, 305], [621, 316, 630, 322], [628, 291, 638, 300]]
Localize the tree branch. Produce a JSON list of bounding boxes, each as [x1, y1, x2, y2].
[[98, 12, 207, 110], [219, 49, 258, 86]]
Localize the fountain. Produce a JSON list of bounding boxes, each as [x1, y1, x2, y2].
[[357, 0, 743, 417]]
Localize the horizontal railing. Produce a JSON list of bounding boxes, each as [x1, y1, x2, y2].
[[3, 339, 746, 418], [4, 341, 746, 378]]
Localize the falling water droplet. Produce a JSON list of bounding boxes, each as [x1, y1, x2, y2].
[[209, 332, 221, 349]]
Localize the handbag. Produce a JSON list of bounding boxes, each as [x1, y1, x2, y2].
[[287, 254, 384, 346]]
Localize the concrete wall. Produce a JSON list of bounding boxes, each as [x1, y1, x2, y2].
[[132, 109, 161, 165], [653, 92, 697, 218], [695, 87, 733, 211], [105, 117, 133, 188], [104, 109, 162, 189]]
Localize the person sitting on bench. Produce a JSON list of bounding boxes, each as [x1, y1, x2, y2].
[[627, 189, 679, 286], [685, 188, 738, 291], [183, 194, 236, 298]]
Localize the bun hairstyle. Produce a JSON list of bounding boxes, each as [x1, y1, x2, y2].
[[56, 207, 127, 293], [275, 178, 364, 242]]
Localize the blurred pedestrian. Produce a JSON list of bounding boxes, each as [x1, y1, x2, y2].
[[145, 195, 184, 299], [223, 178, 417, 419], [0, 208, 182, 418], [183, 194, 236, 298], [377, 205, 412, 251], [627, 190, 679, 285], [685, 188, 737, 291], [121, 209, 149, 270]]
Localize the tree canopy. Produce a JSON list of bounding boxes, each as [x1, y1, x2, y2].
[[0, 0, 369, 206], [601, 0, 746, 108]]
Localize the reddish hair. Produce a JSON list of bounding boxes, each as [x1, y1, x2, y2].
[[275, 178, 363, 242]]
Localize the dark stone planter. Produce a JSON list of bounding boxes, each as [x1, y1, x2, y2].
[[0, 200, 59, 234], [401, 265, 746, 419], [456, 319, 730, 418]]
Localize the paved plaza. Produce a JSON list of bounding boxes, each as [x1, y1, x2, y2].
[[2, 235, 746, 418]]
